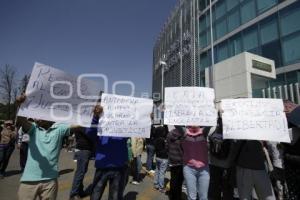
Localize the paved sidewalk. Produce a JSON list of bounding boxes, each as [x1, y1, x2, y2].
[[0, 149, 170, 200]]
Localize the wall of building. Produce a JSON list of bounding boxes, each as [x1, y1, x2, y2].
[[153, 0, 300, 103], [198, 0, 300, 88], [213, 52, 275, 100]]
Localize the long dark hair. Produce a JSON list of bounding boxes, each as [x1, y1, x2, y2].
[[216, 112, 223, 134]]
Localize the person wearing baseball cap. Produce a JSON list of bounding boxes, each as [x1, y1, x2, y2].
[[0, 120, 16, 178]]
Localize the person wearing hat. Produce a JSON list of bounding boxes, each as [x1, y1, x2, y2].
[[182, 126, 210, 200], [0, 120, 17, 178]]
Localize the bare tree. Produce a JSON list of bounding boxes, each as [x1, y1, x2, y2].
[[19, 74, 30, 93], [11, 74, 30, 119], [0, 64, 17, 119]]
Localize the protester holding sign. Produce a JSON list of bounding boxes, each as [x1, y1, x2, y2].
[[87, 114, 129, 200], [208, 114, 239, 200], [16, 94, 102, 200], [182, 126, 210, 200], [235, 140, 276, 200], [167, 125, 185, 200], [282, 101, 300, 199]]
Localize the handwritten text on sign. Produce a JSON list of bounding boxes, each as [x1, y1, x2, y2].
[[99, 93, 153, 138], [18, 63, 100, 126], [164, 87, 217, 126], [221, 98, 290, 143]]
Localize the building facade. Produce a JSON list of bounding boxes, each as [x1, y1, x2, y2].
[[152, 0, 300, 103]]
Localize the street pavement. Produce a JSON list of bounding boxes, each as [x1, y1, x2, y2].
[[0, 149, 171, 200]]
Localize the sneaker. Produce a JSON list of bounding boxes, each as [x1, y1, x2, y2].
[[69, 195, 81, 200], [131, 181, 140, 185], [159, 188, 166, 193], [149, 170, 155, 174]]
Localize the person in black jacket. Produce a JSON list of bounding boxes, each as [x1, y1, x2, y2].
[[69, 128, 94, 200], [167, 126, 184, 200], [154, 125, 169, 193], [236, 140, 276, 200], [145, 125, 156, 172], [283, 127, 300, 200]]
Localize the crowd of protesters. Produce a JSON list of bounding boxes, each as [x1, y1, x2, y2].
[[0, 93, 299, 200]]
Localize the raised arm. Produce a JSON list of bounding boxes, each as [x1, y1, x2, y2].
[[16, 94, 33, 133], [85, 104, 103, 142], [70, 104, 103, 133]]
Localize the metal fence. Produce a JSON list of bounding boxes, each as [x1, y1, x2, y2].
[[261, 83, 300, 104]]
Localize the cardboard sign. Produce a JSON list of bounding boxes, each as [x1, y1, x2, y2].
[[99, 93, 153, 138], [18, 63, 100, 127], [164, 87, 217, 126], [221, 98, 290, 143]]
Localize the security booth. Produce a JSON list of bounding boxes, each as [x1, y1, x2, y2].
[[209, 52, 276, 101]]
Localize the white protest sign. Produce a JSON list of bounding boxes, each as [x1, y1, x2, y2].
[[99, 93, 153, 138], [18, 63, 100, 127], [164, 87, 217, 126], [221, 98, 290, 143]]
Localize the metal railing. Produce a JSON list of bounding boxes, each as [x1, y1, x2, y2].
[[261, 82, 300, 103]]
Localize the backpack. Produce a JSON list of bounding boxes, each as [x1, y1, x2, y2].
[[208, 117, 231, 160]]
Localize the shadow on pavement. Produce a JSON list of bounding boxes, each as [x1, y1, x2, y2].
[[59, 168, 74, 175], [5, 170, 22, 177], [124, 191, 138, 200]]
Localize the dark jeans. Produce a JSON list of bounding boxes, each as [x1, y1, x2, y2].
[[0, 145, 15, 175], [208, 165, 235, 200], [90, 166, 127, 200], [20, 142, 28, 170], [70, 150, 91, 198], [133, 155, 142, 182], [146, 144, 155, 170], [169, 165, 184, 200]]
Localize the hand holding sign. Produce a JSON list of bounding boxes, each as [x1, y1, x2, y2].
[[164, 87, 217, 126], [99, 93, 153, 138], [17, 63, 100, 127], [221, 98, 290, 143]]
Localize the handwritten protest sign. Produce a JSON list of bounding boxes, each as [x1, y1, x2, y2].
[[18, 63, 100, 127], [99, 93, 153, 138], [221, 98, 290, 143], [164, 87, 217, 126]]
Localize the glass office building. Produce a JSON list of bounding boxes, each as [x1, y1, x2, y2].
[[153, 0, 300, 102]]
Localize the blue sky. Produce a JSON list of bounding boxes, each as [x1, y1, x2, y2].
[[0, 0, 177, 97]]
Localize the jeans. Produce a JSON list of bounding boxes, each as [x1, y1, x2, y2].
[[169, 165, 184, 200], [154, 157, 168, 189], [208, 165, 235, 200], [20, 142, 28, 171], [0, 144, 14, 175], [183, 165, 210, 200], [90, 166, 127, 200], [133, 155, 142, 182], [146, 145, 155, 170], [70, 150, 91, 197]]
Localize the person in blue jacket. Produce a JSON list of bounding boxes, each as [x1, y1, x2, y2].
[[86, 106, 129, 200]]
